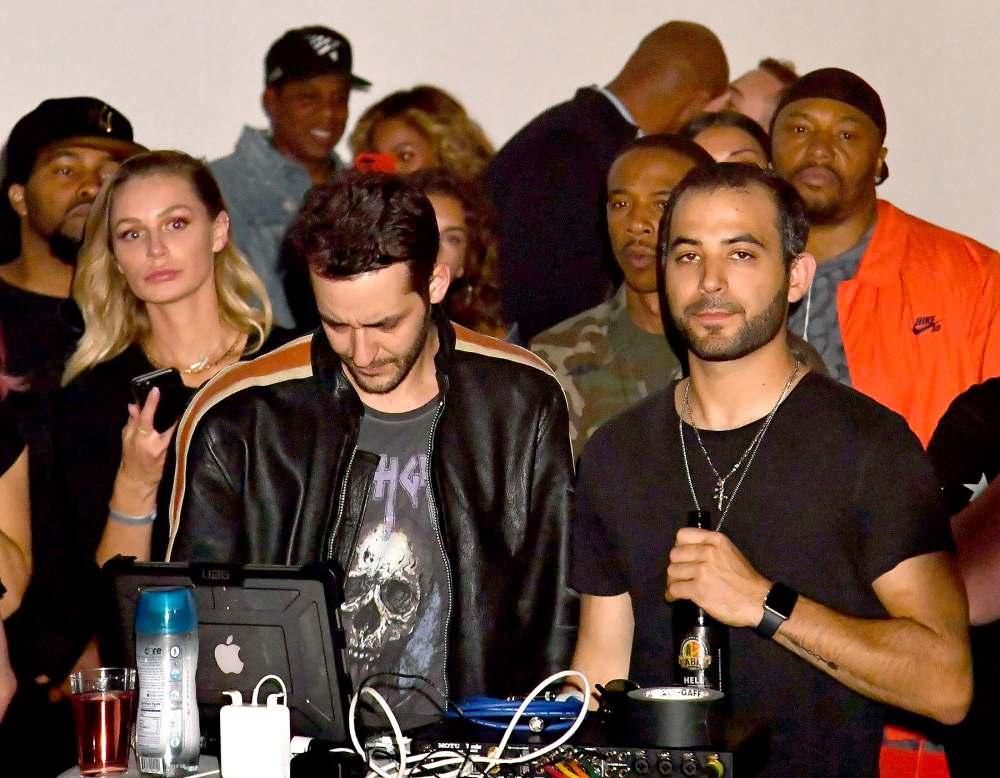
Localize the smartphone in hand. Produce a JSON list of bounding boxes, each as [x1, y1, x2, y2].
[[130, 368, 187, 433]]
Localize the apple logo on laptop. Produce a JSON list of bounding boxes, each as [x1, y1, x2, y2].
[[214, 635, 244, 674]]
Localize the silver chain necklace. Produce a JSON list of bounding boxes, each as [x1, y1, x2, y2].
[[691, 409, 768, 511], [679, 361, 800, 532]]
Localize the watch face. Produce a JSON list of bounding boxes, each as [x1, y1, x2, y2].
[[766, 582, 798, 619]]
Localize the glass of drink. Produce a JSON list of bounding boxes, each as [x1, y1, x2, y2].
[[69, 667, 138, 775]]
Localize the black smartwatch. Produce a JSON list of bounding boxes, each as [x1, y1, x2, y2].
[[755, 581, 798, 638]]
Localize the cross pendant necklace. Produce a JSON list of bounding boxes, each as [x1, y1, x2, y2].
[[713, 479, 727, 511]]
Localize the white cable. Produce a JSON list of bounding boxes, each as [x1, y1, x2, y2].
[[349, 669, 590, 778], [348, 687, 408, 778], [251, 673, 287, 705], [480, 669, 590, 773], [802, 284, 813, 343]]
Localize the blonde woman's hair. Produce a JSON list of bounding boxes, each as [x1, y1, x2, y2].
[[63, 150, 272, 386], [349, 85, 494, 181]]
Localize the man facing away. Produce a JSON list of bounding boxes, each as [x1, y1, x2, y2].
[[570, 163, 970, 776], [158, 171, 575, 725], [211, 26, 370, 329], [530, 135, 714, 459], [771, 67, 1000, 446], [486, 21, 728, 342]]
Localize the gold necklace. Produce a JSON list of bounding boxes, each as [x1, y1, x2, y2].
[[145, 335, 242, 375]]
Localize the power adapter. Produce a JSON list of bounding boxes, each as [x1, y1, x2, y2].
[[220, 674, 291, 778]]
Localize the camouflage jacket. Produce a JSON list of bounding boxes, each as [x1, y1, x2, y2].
[[531, 286, 681, 460]]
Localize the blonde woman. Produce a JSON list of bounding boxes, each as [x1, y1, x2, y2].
[[349, 86, 494, 179], [55, 150, 289, 566]]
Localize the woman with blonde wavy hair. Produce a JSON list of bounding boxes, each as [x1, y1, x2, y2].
[[55, 150, 289, 566], [349, 85, 494, 179]]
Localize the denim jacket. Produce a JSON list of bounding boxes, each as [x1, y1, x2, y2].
[[210, 126, 342, 328]]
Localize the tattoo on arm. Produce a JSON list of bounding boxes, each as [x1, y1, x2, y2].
[[784, 634, 840, 672]]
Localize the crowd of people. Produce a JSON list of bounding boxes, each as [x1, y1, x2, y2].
[[0, 18, 997, 777]]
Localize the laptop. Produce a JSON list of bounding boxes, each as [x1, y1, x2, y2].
[[101, 558, 353, 748]]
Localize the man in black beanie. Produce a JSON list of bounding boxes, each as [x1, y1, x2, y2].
[[770, 67, 1000, 448]]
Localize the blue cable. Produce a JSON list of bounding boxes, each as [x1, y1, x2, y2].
[[447, 695, 583, 732]]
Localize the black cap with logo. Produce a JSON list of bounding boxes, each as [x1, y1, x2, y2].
[[2, 96, 145, 185], [265, 26, 371, 90]]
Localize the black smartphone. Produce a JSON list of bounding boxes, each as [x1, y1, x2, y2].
[[130, 367, 187, 433]]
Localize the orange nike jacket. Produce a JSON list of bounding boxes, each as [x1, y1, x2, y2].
[[839, 200, 1000, 447]]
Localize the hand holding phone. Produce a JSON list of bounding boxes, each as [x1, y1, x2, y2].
[[130, 368, 187, 433]]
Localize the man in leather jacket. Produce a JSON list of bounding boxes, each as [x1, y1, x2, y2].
[[159, 171, 575, 718]]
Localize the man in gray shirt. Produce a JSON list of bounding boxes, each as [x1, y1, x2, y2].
[[211, 26, 370, 328]]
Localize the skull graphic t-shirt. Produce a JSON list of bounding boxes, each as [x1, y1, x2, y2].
[[342, 396, 448, 726]]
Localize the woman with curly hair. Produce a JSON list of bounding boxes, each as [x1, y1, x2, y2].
[[55, 150, 289, 565], [350, 86, 494, 179], [408, 167, 506, 337]]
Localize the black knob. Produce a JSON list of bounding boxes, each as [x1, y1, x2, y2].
[[633, 757, 650, 775], [656, 757, 674, 777]]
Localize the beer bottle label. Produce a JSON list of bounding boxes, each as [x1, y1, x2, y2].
[[678, 635, 712, 671]]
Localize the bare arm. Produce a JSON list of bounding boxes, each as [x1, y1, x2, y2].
[[667, 529, 972, 725], [0, 620, 15, 723], [0, 446, 32, 619], [96, 390, 174, 566], [949, 475, 1000, 625], [569, 593, 634, 708]]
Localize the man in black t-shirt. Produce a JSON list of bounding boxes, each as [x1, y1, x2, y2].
[[570, 164, 971, 776], [1, 97, 145, 387], [926, 379, 1000, 776]]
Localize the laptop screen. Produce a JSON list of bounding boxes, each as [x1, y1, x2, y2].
[[100, 559, 352, 747]]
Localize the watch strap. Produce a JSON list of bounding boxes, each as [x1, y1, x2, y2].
[[755, 581, 798, 638]]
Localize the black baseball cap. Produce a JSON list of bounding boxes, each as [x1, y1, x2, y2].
[[2, 96, 145, 185], [265, 26, 371, 90]]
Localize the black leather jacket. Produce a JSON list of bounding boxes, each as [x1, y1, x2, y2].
[[161, 312, 576, 698]]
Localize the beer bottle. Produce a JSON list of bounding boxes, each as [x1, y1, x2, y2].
[[672, 511, 728, 693]]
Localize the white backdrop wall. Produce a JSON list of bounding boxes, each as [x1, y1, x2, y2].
[[3, 1, 998, 248]]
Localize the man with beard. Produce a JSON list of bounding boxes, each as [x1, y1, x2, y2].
[[530, 135, 713, 460], [0, 97, 143, 396], [771, 68, 1000, 446], [159, 171, 574, 726], [0, 96, 143, 773], [212, 26, 369, 329], [569, 164, 970, 777]]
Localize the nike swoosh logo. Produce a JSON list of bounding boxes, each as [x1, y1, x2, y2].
[[912, 322, 936, 335]]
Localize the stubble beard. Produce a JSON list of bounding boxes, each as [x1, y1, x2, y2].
[[672, 279, 789, 362], [343, 308, 433, 395], [48, 229, 83, 266]]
